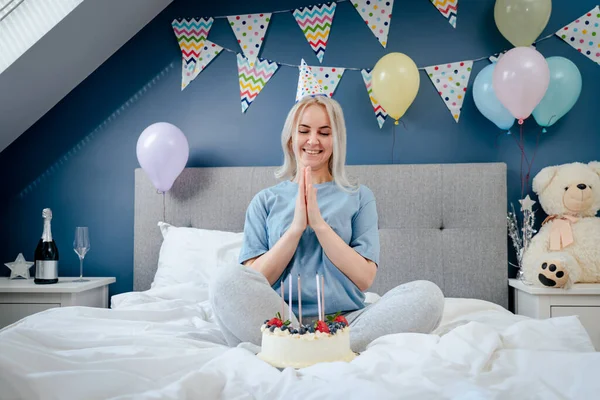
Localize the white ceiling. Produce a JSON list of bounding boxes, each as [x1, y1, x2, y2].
[[0, 0, 85, 74], [0, 0, 174, 154]]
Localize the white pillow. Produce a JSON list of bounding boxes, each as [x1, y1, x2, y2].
[[152, 222, 244, 289]]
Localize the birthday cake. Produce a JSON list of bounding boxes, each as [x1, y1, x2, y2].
[[257, 312, 356, 369]]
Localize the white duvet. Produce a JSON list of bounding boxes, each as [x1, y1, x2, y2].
[[0, 282, 598, 400]]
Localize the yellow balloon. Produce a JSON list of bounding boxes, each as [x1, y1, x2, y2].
[[371, 53, 420, 122], [494, 0, 552, 47]]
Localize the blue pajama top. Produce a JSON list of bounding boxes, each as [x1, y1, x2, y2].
[[238, 180, 380, 317]]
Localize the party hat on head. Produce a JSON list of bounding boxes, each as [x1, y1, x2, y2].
[[296, 59, 324, 102]]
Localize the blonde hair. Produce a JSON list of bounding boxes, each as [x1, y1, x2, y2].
[[274, 96, 358, 192]]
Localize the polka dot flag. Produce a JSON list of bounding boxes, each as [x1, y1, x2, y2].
[[227, 13, 272, 64], [352, 0, 394, 48], [192, 40, 223, 78], [425, 60, 473, 123], [295, 59, 345, 102], [556, 6, 600, 66]]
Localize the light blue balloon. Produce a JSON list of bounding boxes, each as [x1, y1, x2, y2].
[[472, 63, 515, 131], [532, 57, 582, 128]]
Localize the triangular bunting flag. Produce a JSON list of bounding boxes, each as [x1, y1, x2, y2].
[[361, 69, 388, 129], [237, 54, 279, 113], [296, 59, 324, 101], [425, 60, 473, 122], [555, 6, 600, 66], [489, 44, 536, 63], [351, 0, 394, 47], [172, 17, 214, 90], [310, 65, 345, 98], [228, 13, 271, 64], [430, 0, 458, 28], [296, 59, 345, 101], [193, 40, 223, 76], [293, 2, 337, 63]]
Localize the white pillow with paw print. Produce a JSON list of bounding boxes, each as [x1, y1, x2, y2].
[[152, 222, 244, 289]]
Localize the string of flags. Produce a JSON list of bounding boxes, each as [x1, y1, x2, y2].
[[172, 3, 599, 128]]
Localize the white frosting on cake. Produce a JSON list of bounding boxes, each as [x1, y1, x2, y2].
[[257, 325, 356, 369]]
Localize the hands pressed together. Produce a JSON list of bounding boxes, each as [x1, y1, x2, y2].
[[291, 167, 327, 235]]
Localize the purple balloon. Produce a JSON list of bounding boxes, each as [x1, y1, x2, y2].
[[492, 47, 550, 122], [136, 122, 189, 192]]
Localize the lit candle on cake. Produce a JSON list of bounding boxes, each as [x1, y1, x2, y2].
[[316, 273, 322, 321], [288, 277, 292, 324], [298, 274, 302, 326]]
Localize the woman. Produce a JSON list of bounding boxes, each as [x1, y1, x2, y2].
[[209, 96, 444, 353]]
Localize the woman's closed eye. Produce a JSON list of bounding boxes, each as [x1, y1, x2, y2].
[[298, 130, 329, 135]]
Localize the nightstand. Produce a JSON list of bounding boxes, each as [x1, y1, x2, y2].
[[509, 278, 600, 350], [0, 277, 115, 329]]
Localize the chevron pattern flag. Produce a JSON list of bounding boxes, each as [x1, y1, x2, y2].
[[361, 69, 388, 129], [193, 40, 223, 76], [293, 2, 337, 63], [172, 17, 214, 90], [237, 53, 279, 113], [228, 13, 272, 64], [555, 6, 600, 66], [430, 0, 458, 28], [352, 0, 394, 47], [425, 60, 473, 122]]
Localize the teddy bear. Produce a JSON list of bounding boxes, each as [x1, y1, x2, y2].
[[522, 161, 600, 288]]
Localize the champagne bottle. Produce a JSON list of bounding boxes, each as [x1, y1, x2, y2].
[[34, 208, 59, 284]]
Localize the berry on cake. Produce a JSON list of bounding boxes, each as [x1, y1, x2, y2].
[[256, 274, 356, 369]]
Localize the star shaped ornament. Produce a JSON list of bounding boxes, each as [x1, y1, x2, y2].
[[5, 253, 34, 279], [519, 195, 536, 212]]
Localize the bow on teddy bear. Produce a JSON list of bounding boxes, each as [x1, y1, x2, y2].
[[522, 161, 600, 288]]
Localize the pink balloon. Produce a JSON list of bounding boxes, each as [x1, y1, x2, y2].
[[492, 47, 550, 122], [136, 122, 189, 192]]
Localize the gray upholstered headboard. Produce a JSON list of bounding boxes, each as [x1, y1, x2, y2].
[[134, 163, 508, 308]]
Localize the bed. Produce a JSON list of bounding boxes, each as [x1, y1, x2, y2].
[[0, 163, 598, 400]]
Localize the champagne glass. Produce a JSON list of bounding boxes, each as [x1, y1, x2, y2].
[[73, 227, 90, 282]]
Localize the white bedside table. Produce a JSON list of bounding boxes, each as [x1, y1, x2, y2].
[[0, 277, 115, 329], [509, 278, 600, 350]]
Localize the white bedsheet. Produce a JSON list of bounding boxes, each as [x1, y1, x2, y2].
[[0, 282, 598, 400]]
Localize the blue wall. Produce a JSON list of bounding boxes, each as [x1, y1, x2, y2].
[[1, 0, 598, 297]]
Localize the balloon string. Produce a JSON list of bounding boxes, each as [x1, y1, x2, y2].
[[162, 191, 166, 222], [391, 119, 406, 164], [511, 133, 530, 167], [525, 126, 543, 191], [520, 124, 524, 199], [510, 126, 530, 199], [392, 122, 396, 163]]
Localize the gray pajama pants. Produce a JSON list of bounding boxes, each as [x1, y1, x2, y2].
[[209, 263, 445, 353]]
